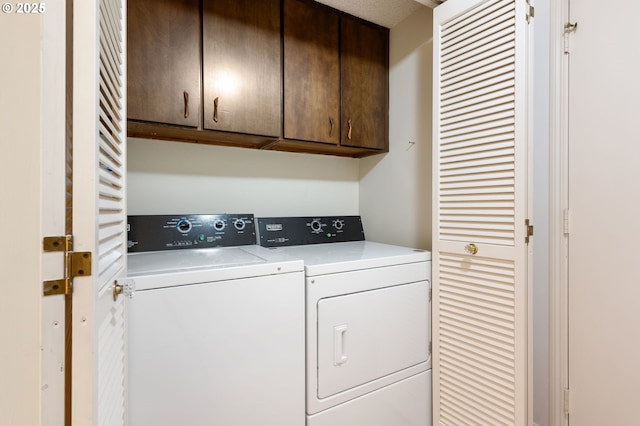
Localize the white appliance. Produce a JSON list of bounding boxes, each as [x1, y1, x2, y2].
[[126, 214, 305, 426], [257, 216, 432, 425]]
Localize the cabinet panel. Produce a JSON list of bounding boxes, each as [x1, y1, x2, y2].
[[283, 0, 340, 145], [203, 0, 282, 137], [340, 16, 389, 150], [127, 0, 201, 128]]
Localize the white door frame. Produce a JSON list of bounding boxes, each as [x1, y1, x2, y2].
[[41, 1, 69, 424], [548, 0, 569, 425]]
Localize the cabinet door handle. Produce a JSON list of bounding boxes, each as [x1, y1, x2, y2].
[[329, 117, 334, 137], [183, 91, 189, 118], [213, 97, 219, 123], [347, 119, 352, 140]]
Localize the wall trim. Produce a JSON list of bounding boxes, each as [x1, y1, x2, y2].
[[548, 0, 570, 425]]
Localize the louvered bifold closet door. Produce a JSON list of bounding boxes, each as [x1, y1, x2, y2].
[[72, 0, 128, 424], [432, 0, 530, 425]]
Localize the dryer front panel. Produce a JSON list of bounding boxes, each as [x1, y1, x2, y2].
[[316, 281, 429, 398]]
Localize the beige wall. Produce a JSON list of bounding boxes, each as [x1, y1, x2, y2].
[[0, 12, 42, 426], [127, 138, 360, 217], [359, 6, 433, 249]]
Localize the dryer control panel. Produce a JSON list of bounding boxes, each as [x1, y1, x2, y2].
[[257, 216, 365, 247], [128, 214, 256, 252]]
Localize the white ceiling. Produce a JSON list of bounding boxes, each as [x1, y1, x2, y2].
[[313, 0, 443, 28]]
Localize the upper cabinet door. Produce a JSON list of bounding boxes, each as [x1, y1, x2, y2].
[[203, 0, 282, 137], [127, 0, 201, 127], [283, 0, 340, 145], [340, 16, 389, 150]]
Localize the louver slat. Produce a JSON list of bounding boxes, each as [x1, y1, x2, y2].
[[438, 1, 516, 247], [96, 0, 126, 425], [434, 0, 528, 424], [97, 298, 125, 426], [438, 249, 517, 424], [97, 0, 126, 289], [72, 0, 127, 423]]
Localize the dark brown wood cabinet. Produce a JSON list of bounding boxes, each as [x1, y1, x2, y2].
[[280, 0, 389, 155], [283, 0, 340, 145], [127, 0, 389, 157], [341, 15, 389, 150], [203, 0, 281, 137], [127, 0, 201, 128]]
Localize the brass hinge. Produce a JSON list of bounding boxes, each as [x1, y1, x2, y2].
[[43, 235, 92, 296], [525, 219, 534, 244], [526, 1, 535, 23], [564, 22, 578, 54], [564, 388, 570, 416]]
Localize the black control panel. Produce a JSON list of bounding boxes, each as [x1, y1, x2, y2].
[[128, 214, 256, 252], [257, 216, 365, 247]]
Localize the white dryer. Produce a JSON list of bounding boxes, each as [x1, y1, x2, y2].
[[257, 216, 432, 426], [126, 214, 305, 426]]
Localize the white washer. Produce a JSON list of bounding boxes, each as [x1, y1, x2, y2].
[[126, 214, 306, 426], [257, 217, 432, 426]]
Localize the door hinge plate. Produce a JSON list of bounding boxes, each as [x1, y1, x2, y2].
[[525, 219, 534, 244], [42, 235, 92, 296], [43, 235, 71, 252], [564, 388, 570, 416], [43, 278, 70, 296], [526, 1, 534, 23], [563, 208, 570, 235], [565, 22, 578, 32], [70, 251, 92, 277], [563, 22, 578, 54]]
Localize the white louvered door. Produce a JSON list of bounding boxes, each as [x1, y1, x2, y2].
[[72, 0, 128, 424], [432, 0, 531, 425]]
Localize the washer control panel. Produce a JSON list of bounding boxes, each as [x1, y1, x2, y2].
[[257, 216, 364, 247], [128, 214, 256, 252]]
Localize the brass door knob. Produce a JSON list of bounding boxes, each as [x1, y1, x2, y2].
[[113, 280, 135, 302], [113, 282, 124, 301], [464, 243, 478, 255]]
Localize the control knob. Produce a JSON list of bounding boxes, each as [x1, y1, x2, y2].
[[233, 219, 246, 231], [310, 219, 323, 234], [332, 219, 345, 231], [176, 219, 192, 234], [213, 219, 226, 232]]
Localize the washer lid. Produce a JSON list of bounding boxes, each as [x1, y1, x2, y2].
[[128, 247, 264, 275], [127, 246, 303, 290], [268, 241, 431, 276]]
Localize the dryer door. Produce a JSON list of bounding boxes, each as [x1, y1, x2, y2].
[[317, 281, 429, 398]]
